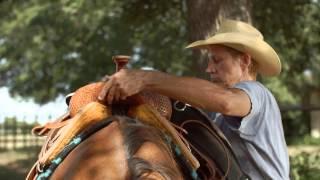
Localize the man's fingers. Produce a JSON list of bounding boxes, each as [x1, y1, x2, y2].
[[98, 81, 112, 102], [114, 88, 122, 102], [107, 86, 117, 104], [101, 75, 110, 82], [120, 91, 128, 100]]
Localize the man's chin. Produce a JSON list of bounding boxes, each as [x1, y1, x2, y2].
[[210, 78, 222, 83], [209, 79, 224, 85]]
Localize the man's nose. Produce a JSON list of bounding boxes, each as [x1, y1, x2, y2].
[[205, 65, 211, 73], [206, 61, 216, 73]]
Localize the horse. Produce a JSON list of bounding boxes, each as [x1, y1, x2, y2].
[[45, 115, 184, 180], [26, 56, 250, 180]]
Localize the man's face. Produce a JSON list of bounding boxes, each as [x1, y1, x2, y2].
[[205, 45, 244, 87]]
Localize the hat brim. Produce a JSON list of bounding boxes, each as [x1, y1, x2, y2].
[[186, 33, 281, 76]]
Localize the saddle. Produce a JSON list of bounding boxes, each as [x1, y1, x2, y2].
[[171, 102, 250, 179], [27, 84, 199, 180]]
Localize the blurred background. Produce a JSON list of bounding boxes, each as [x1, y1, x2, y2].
[[0, 0, 319, 179]]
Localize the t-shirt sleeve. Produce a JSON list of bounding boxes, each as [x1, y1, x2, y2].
[[233, 81, 265, 137]]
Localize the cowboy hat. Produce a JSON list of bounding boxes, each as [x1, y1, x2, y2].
[[186, 19, 281, 76]]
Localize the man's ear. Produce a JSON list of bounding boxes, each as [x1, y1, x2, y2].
[[240, 53, 252, 71]]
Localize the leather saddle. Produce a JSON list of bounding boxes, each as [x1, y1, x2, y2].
[[171, 101, 250, 179], [27, 92, 249, 180], [27, 82, 200, 180]]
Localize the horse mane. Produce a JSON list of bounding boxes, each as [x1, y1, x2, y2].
[[117, 116, 183, 179]]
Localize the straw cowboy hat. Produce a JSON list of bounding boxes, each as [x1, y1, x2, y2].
[[186, 19, 281, 76]]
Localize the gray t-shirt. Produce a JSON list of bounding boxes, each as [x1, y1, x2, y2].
[[210, 81, 290, 180]]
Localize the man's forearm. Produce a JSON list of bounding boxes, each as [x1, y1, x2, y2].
[[143, 71, 231, 113]]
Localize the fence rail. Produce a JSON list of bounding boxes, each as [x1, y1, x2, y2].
[[0, 121, 45, 150]]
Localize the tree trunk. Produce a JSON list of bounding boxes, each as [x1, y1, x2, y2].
[[185, 0, 252, 78]]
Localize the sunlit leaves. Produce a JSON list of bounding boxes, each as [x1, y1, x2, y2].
[[253, 0, 320, 104]]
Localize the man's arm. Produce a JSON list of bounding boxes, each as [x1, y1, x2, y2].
[[98, 69, 251, 117]]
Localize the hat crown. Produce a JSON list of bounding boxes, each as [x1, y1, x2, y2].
[[186, 19, 281, 76], [217, 19, 263, 39]]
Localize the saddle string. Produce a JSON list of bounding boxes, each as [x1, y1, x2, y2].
[[171, 122, 188, 135], [171, 123, 218, 179], [35, 129, 59, 173], [30, 112, 73, 173], [178, 121, 218, 179], [180, 120, 231, 180], [171, 123, 192, 152], [172, 121, 218, 179], [32, 112, 70, 136], [40, 121, 69, 130], [188, 142, 218, 179], [36, 126, 67, 172]]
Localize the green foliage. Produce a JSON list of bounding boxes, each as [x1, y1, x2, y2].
[[0, 0, 192, 104], [252, 1, 320, 139], [1, 1, 320, 141], [287, 135, 320, 146], [120, 0, 191, 74], [290, 152, 320, 180], [253, 0, 320, 103], [2, 116, 18, 125], [1, 116, 38, 130], [282, 111, 310, 141]]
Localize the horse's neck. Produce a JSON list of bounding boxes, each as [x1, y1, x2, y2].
[[50, 121, 128, 180], [27, 102, 111, 180]]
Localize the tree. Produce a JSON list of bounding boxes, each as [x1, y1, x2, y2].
[[252, 0, 320, 138], [252, 0, 318, 103], [2, 0, 319, 108], [0, 1, 135, 103], [0, 0, 251, 103], [186, 0, 252, 77]]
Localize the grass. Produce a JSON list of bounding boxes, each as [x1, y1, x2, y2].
[[287, 135, 320, 146], [0, 147, 40, 180], [290, 151, 320, 180]]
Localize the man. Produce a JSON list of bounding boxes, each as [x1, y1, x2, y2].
[[98, 19, 290, 179]]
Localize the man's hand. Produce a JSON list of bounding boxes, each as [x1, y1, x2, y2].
[[98, 69, 148, 104]]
